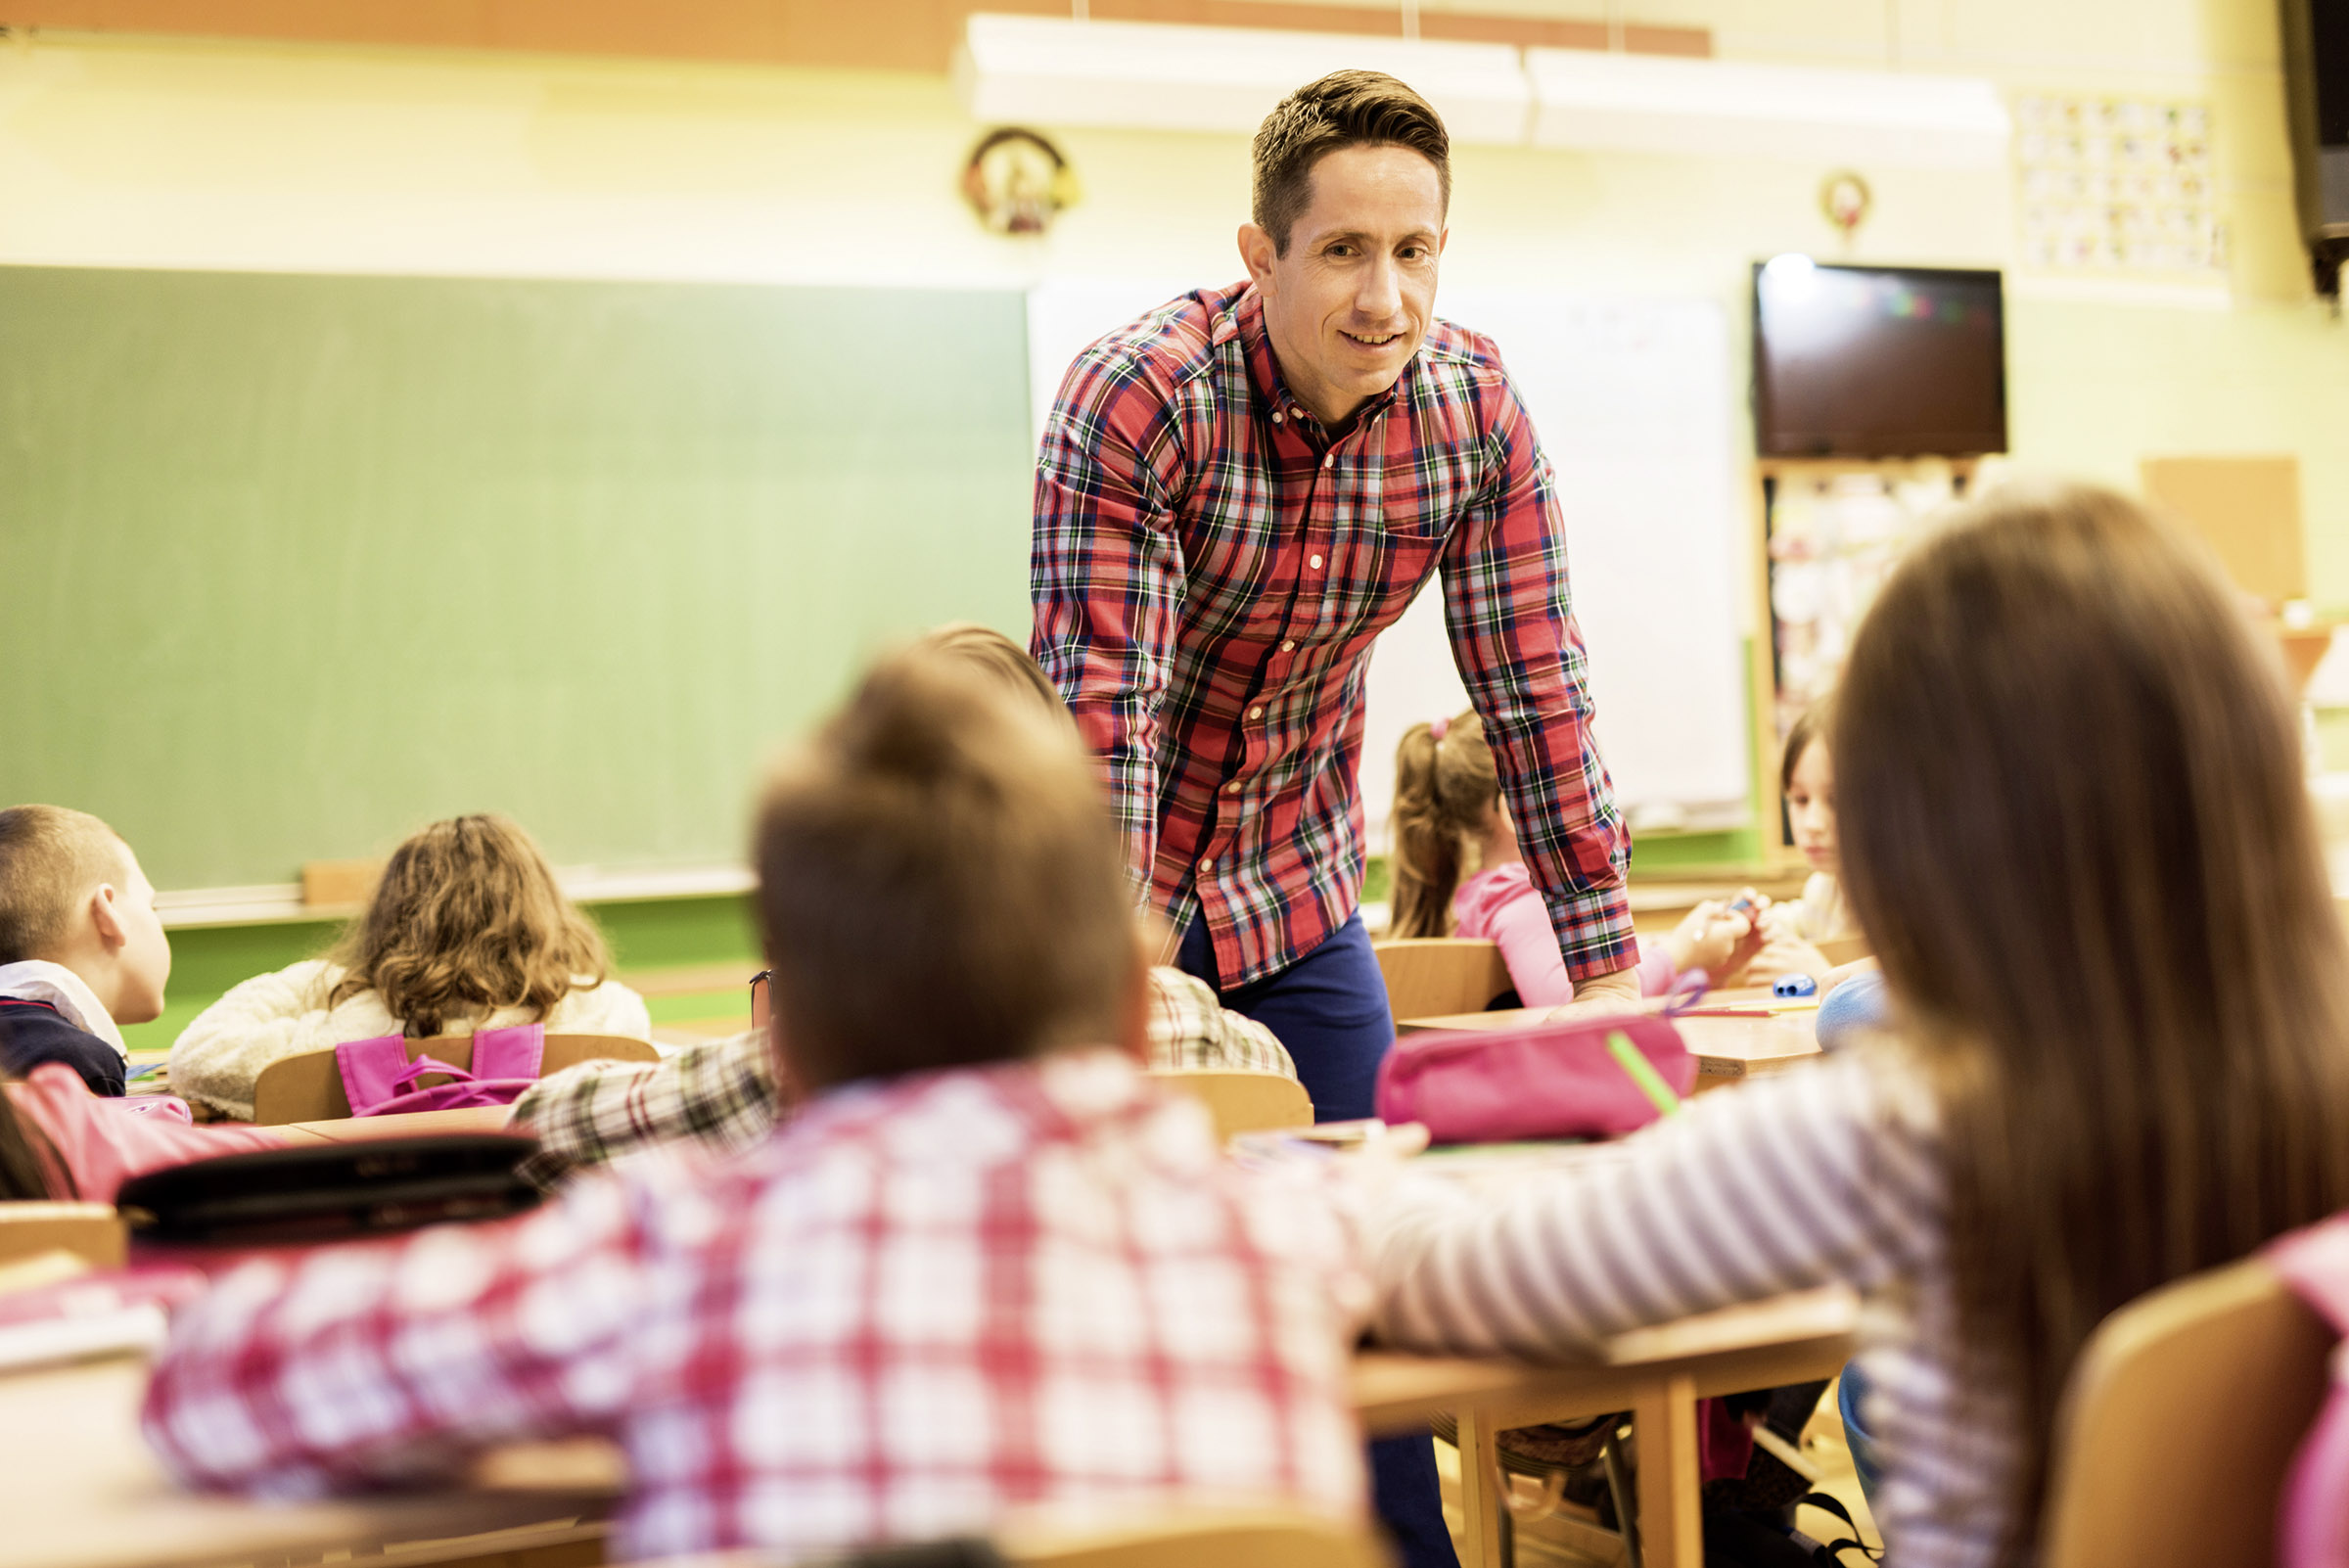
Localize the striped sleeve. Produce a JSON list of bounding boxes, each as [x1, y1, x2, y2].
[[1369, 1055, 1938, 1358]]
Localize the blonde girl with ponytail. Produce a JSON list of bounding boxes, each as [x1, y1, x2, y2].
[[1389, 713, 1760, 1004]]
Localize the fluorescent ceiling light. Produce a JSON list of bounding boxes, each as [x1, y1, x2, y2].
[[956, 14, 1532, 146], [1527, 49, 2009, 168]]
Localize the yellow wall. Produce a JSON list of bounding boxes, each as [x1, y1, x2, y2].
[[1, 2, 2344, 587]]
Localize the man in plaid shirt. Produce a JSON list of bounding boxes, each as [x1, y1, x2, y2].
[[142, 655, 1370, 1558], [1032, 70, 1638, 1567]]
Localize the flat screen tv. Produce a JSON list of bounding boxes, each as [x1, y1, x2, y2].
[[1752, 258, 2007, 458]]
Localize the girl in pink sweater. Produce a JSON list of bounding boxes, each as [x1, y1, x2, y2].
[[1390, 712, 1763, 1005]]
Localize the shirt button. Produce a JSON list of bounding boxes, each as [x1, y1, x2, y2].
[[1248, 705, 1264, 719], [1198, 855, 1213, 872], [1322, 452, 1334, 469], [1309, 554, 1324, 570], [1226, 780, 1242, 793], [1271, 410, 1284, 424], [1280, 639, 1296, 653]]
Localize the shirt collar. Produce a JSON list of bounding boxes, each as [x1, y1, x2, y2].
[[1231, 285, 1406, 438], [0, 960, 127, 1059]]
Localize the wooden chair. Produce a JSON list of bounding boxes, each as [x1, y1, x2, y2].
[[1150, 1070, 1313, 1141], [251, 1034, 661, 1125], [1815, 935, 1872, 967], [1373, 938, 1515, 1025], [0, 1202, 126, 1268], [996, 1507, 1385, 1568], [2040, 1253, 2334, 1568]]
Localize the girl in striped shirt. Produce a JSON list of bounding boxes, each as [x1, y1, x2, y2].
[[1368, 482, 2349, 1567]]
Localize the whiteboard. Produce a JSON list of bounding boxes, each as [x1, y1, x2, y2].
[[1025, 279, 1751, 854]]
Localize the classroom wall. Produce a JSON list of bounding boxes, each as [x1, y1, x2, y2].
[[4, 0, 2345, 896]]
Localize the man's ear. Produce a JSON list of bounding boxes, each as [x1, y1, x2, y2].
[[86, 885, 126, 951], [1237, 222, 1278, 292]]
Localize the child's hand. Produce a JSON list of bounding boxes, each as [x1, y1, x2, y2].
[[1743, 936, 1832, 985], [1665, 899, 1760, 981]]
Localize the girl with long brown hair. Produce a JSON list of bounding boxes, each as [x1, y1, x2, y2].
[[1369, 482, 2349, 1565], [170, 815, 651, 1120]]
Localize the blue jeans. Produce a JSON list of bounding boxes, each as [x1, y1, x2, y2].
[[1178, 911, 1457, 1568]]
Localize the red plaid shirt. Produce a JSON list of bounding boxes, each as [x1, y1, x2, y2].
[[141, 1052, 1369, 1558], [1032, 284, 1635, 988]]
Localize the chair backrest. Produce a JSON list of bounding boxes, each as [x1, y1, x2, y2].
[[997, 1506, 1384, 1568], [1815, 935, 1872, 967], [0, 1201, 126, 1268], [1372, 938, 1515, 1025], [2040, 1253, 2333, 1568], [1149, 1070, 1313, 1141], [251, 1033, 661, 1125]]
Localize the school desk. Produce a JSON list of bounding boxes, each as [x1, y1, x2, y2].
[[277, 1105, 521, 1142], [1398, 1006, 1822, 1087], [6, 1287, 1851, 1568], [0, 1351, 620, 1568], [1355, 1286, 1859, 1568]]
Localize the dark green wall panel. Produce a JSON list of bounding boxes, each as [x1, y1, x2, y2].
[[0, 267, 1036, 889]]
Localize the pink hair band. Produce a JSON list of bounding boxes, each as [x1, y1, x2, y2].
[[1430, 715, 1451, 741]]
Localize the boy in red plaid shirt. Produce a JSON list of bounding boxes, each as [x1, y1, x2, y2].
[[141, 653, 1370, 1559]]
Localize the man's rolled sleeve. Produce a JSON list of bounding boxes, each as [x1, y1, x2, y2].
[[1441, 375, 1636, 983]]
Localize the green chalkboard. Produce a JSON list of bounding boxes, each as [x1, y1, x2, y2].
[[0, 267, 1037, 890]]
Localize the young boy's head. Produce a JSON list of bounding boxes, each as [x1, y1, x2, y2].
[[754, 649, 1139, 1091], [1780, 701, 1838, 875], [0, 806, 171, 1024]]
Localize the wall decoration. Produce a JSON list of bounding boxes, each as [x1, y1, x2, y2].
[[960, 127, 1080, 236], [2014, 94, 2226, 278], [1818, 170, 1871, 248]]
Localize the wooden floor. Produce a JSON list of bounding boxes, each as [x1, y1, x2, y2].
[[1435, 1380, 1884, 1566]]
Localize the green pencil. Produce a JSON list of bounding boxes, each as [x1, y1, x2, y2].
[[1607, 1031, 1683, 1118]]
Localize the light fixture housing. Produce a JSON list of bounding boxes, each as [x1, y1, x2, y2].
[[955, 14, 1533, 146], [1526, 47, 2010, 168]]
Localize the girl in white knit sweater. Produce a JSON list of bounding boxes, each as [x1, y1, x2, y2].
[[170, 815, 650, 1120]]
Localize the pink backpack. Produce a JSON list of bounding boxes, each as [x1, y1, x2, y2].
[[334, 1024, 546, 1117], [1373, 1013, 1695, 1144]]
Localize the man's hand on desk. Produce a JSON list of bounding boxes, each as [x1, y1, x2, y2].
[[1544, 963, 1641, 1023]]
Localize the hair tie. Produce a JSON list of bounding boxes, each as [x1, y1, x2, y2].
[[1429, 715, 1451, 742]]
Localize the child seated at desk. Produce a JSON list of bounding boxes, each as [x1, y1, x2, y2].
[[1389, 715, 1762, 1002], [1743, 700, 1866, 986], [0, 806, 173, 1095], [1365, 483, 2349, 1568], [169, 814, 651, 1120], [509, 624, 1296, 1179], [142, 651, 1366, 1558]]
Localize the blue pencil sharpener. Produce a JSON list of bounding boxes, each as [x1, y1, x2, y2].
[[1773, 974, 1819, 998]]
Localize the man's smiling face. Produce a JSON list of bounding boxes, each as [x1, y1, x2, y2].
[[1240, 142, 1448, 429]]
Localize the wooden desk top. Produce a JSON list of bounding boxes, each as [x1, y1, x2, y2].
[[1353, 1286, 1857, 1433], [1398, 1006, 1821, 1082], [0, 1354, 620, 1568], [5, 1297, 1850, 1568], [278, 1105, 523, 1142]]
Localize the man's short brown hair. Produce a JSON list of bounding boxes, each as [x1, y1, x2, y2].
[[0, 806, 131, 965], [1252, 69, 1451, 254], [753, 649, 1136, 1090]]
